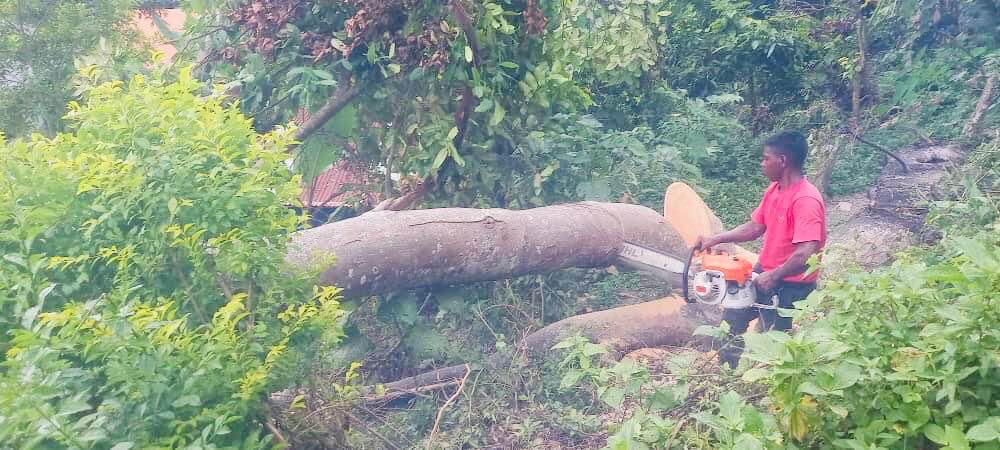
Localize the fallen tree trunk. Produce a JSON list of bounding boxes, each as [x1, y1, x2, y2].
[[287, 202, 689, 298], [522, 295, 719, 355], [279, 183, 734, 402]]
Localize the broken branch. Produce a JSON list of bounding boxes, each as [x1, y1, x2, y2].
[[853, 133, 909, 173], [426, 364, 471, 449], [963, 74, 996, 138], [290, 76, 363, 148]]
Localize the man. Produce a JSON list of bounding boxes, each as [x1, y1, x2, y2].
[[694, 131, 827, 368]]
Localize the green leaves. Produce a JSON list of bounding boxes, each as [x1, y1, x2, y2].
[[490, 102, 506, 127], [729, 196, 1000, 449], [598, 385, 627, 408], [171, 395, 202, 408], [0, 0, 136, 137], [0, 74, 345, 448], [965, 418, 1000, 443], [953, 235, 1000, 272], [744, 332, 791, 363], [925, 424, 973, 450]]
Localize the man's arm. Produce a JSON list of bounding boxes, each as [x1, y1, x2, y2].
[[694, 221, 766, 250], [768, 240, 820, 279], [754, 240, 821, 291]]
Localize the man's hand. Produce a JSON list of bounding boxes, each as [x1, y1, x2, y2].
[[693, 235, 719, 251], [754, 270, 780, 293], [693, 222, 766, 251]]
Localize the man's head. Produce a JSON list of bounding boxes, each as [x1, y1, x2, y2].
[[761, 130, 808, 181]]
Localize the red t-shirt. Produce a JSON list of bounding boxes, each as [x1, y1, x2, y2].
[[751, 178, 826, 283]]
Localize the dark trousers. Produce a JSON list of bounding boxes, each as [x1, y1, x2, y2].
[[718, 280, 816, 368]]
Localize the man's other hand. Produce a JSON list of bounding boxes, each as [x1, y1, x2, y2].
[[693, 235, 718, 251], [754, 270, 780, 293]]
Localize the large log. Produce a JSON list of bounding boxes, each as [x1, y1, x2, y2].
[[523, 295, 720, 356], [286, 202, 689, 298], [269, 184, 741, 441]]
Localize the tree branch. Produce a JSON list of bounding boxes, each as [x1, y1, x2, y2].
[[852, 133, 909, 173], [426, 364, 471, 449], [290, 76, 363, 149], [963, 74, 996, 138], [449, 0, 480, 152]]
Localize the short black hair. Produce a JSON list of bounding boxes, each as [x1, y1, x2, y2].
[[764, 130, 808, 169]]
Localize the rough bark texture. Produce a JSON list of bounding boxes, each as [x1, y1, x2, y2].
[[287, 202, 689, 298], [522, 295, 721, 356]]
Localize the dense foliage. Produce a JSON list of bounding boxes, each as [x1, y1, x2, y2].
[[0, 72, 344, 447], [0, 0, 996, 446], [740, 192, 1000, 449], [0, 0, 139, 137]]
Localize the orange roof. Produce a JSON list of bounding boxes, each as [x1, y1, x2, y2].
[[300, 160, 380, 208]]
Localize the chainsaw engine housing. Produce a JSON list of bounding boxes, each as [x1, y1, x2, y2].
[[689, 252, 759, 309]]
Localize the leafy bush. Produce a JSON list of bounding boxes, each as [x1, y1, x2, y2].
[[0, 71, 345, 447], [553, 335, 693, 449], [742, 192, 1000, 449]]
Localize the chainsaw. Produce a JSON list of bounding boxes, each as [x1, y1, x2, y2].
[[617, 243, 779, 309]]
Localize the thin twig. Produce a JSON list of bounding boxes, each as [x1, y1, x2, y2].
[[466, 369, 484, 425], [215, 272, 235, 299], [170, 253, 207, 322], [426, 364, 471, 449], [664, 417, 689, 449], [366, 380, 460, 403], [264, 418, 289, 446], [344, 409, 403, 450], [246, 279, 255, 329]]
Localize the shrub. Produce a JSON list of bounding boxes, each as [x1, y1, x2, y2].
[[0, 70, 345, 448]]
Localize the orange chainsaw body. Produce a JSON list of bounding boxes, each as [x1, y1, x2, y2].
[[699, 253, 754, 285]]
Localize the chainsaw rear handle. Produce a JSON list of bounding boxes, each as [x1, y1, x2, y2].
[[681, 246, 698, 304], [681, 246, 719, 303]]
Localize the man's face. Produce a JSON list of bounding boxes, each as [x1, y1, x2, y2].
[[761, 146, 786, 181]]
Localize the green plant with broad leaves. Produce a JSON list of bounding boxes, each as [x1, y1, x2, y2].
[[552, 335, 695, 449], [739, 188, 1000, 449], [0, 70, 346, 448]]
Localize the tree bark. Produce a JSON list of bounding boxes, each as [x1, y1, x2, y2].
[[521, 295, 720, 356], [286, 202, 690, 298], [850, 5, 868, 132]]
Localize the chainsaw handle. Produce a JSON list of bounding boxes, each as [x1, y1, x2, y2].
[[681, 246, 699, 304]]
